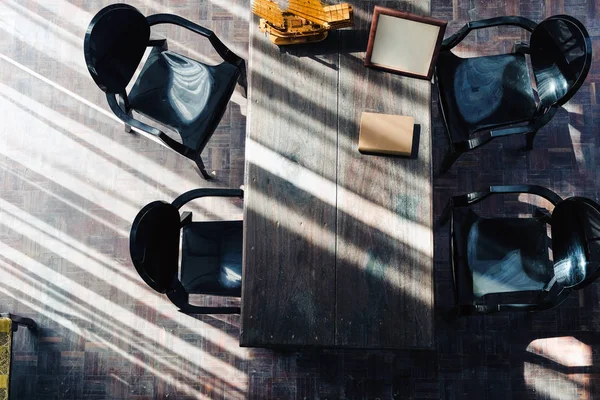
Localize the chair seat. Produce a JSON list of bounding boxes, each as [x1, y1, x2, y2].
[[436, 51, 537, 142], [181, 220, 243, 297], [128, 48, 240, 151], [452, 209, 553, 303]]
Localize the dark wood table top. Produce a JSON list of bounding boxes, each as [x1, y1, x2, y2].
[[241, 0, 434, 349]]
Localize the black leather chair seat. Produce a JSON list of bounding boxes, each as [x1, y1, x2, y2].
[[129, 48, 240, 150], [181, 220, 243, 296], [452, 208, 553, 304], [436, 51, 537, 143]]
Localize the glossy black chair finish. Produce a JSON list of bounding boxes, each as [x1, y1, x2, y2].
[[84, 4, 247, 179], [435, 15, 592, 173], [439, 185, 600, 316], [130, 189, 244, 314]]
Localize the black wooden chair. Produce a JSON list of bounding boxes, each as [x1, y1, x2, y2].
[[439, 185, 600, 316], [130, 189, 243, 314], [84, 4, 247, 179], [0, 314, 36, 399], [435, 15, 592, 173]]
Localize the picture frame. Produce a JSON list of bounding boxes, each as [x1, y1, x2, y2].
[[364, 6, 447, 80]]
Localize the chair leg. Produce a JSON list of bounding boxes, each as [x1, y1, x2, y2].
[[440, 148, 460, 174], [117, 95, 133, 133], [123, 121, 132, 133], [525, 130, 537, 150], [123, 107, 133, 133], [195, 156, 213, 180], [9, 314, 36, 332]]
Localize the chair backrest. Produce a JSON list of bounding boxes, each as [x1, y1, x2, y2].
[[551, 197, 600, 289], [84, 3, 150, 93], [529, 15, 592, 108], [129, 201, 181, 293]]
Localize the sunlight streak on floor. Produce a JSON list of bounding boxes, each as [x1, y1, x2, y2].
[[0, 199, 248, 359], [516, 193, 557, 218], [0, 54, 246, 206], [29, 0, 92, 36], [564, 103, 587, 171], [0, 82, 240, 223], [0, 165, 129, 236], [19, 0, 249, 112], [0, 1, 88, 77], [524, 361, 587, 400], [5, 0, 81, 47], [0, 81, 187, 201], [204, 0, 249, 21], [525, 336, 593, 395], [0, 94, 139, 220], [0, 283, 240, 400], [0, 243, 248, 386], [527, 336, 592, 368], [0, 261, 247, 398]]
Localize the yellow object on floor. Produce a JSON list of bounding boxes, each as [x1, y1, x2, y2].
[[0, 318, 12, 400]]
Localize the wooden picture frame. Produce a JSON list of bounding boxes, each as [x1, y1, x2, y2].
[[364, 7, 447, 80]]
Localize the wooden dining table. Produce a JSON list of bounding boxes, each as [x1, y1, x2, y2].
[[241, 0, 434, 349]]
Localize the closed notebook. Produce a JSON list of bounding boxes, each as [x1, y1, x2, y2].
[[358, 112, 414, 156]]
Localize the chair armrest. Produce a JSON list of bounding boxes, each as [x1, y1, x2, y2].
[[442, 16, 537, 50], [449, 125, 533, 154], [513, 42, 530, 54], [107, 93, 200, 159], [146, 14, 243, 66], [489, 125, 534, 137], [106, 93, 162, 137], [497, 294, 569, 312], [476, 285, 569, 313], [467, 300, 559, 313], [451, 185, 562, 207], [496, 303, 546, 312], [172, 188, 244, 209], [450, 105, 558, 153], [451, 127, 529, 153], [148, 32, 168, 49], [439, 185, 561, 226], [167, 287, 240, 314]]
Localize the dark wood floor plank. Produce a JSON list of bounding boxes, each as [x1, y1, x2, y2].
[[335, 1, 434, 348], [240, 17, 340, 347]]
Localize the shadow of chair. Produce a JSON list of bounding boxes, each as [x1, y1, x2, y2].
[[0, 313, 36, 399], [439, 185, 600, 317], [83, 3, 247, 180], [435, 15, 592, 173], [130, 189, 244, 314]]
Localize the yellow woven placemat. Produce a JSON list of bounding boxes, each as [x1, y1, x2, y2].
[[0, 318, 12, 400]]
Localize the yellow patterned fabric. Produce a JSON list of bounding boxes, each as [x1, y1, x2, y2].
[[0, 318, 11, 400]]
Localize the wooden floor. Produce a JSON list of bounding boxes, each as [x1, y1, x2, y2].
[[1, 0, 600, 398]]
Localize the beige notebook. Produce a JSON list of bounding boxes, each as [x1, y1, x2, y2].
[[358, 112, 414, 156]]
